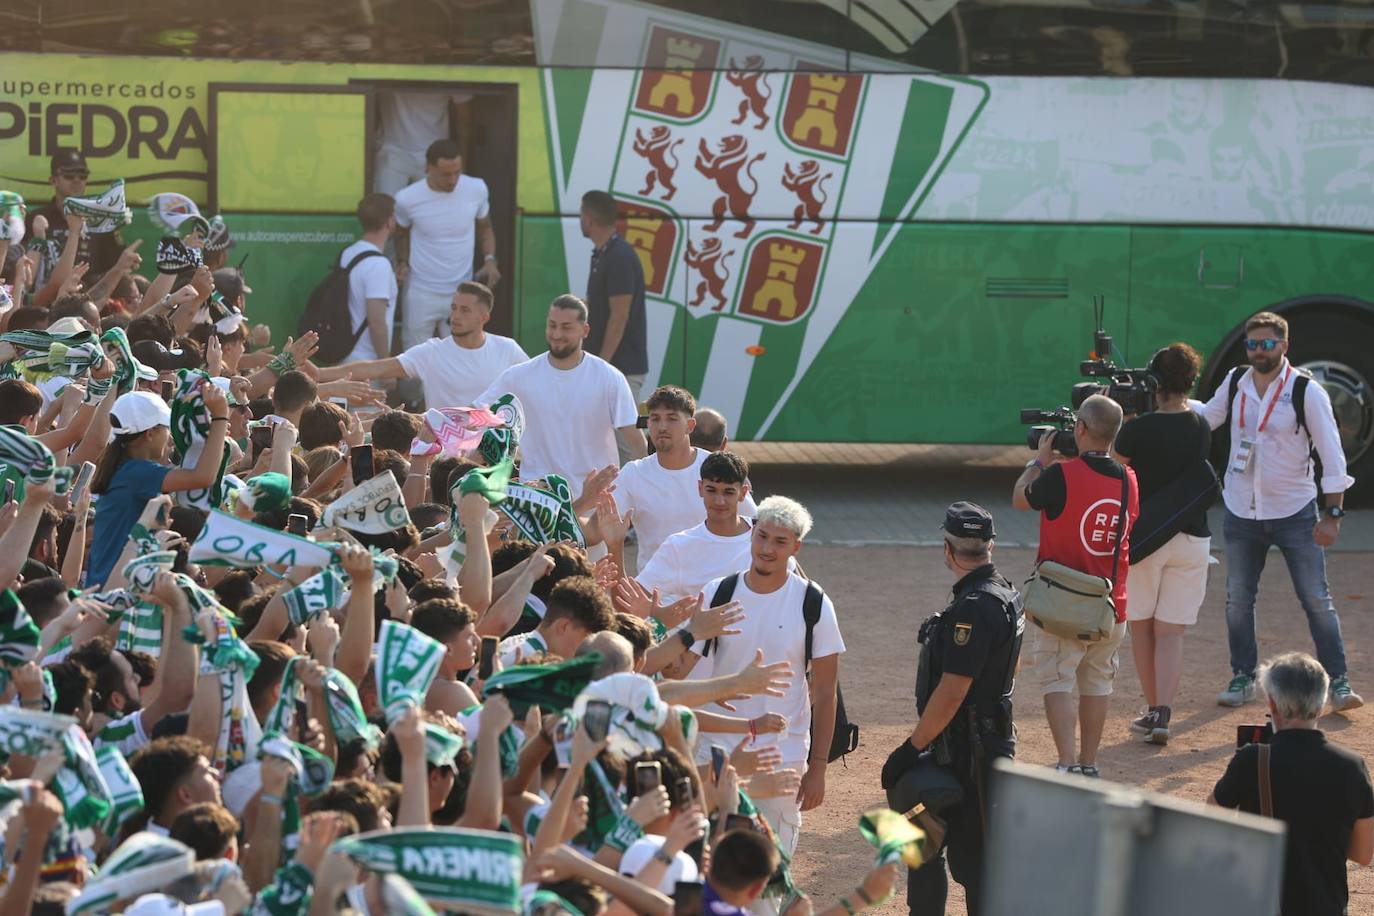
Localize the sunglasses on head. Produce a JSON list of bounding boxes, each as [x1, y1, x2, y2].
[[1245, 338, 1283, 352]]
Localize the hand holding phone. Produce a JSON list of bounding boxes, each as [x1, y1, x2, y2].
[[583, 699, 611, 742], [634, 760, 662, 793], [350, 444, 374, 485], [478, 636, 499, 681], [710, 744, 727, 781], [250, 424, 272, 462]]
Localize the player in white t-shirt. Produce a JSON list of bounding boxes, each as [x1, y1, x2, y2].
[[478, 295, 646, 497], [678, 496, 843, 860], [336, 281, 527, 410], [394, 139, 500, 350], [340, 193, 400, 364]]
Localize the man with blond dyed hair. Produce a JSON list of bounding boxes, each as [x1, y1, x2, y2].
[[679, 494, 844, 861]]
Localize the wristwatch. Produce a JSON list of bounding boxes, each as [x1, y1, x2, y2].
[[484, 254, 497, 262], [1326, 506, 1347, 520], [677, 629, 696, 651], [1024, 458, 1044, 470]]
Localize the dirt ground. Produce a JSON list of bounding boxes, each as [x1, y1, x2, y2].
[[786, 545, 1373, 915]]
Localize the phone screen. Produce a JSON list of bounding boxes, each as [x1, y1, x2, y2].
[[583, 700, 611, 742], [478, 636, 499, 681], [710, 745, 726, 780], [287, 514, 309, 537], [250, 425, 272, 462], [635, 761, 662, 793], [673, 882, 704, 916], [160, 379, 174, 400], [674, 776, 694, 806], [71, 461, 96, 503], [350, 444, 374, 485]]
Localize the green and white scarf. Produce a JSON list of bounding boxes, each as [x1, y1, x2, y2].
[[332, 827, 524, 915], [239, 471, 292, 515], [182, 603, 261, 773], [424, 722, 466, 768], [859, 806, 928, 869], [281, 567, 344, 626], [251, 860, 313, 916], [54, 723, 114, 828], [375, 620, 445, 724], [97, 745, 145, 834], [190, 510, 335, 569], [454, 704, 521, 780], [117, 550, 176, 654], [324, 669, 381, 749], [66, 833, 196, 914], [62, 178, 132, 234], [259, 733, 334, 795], [100, 327, 156, 395], [524, 889, 584, 916], [0, 424, 72, 493], [479, 392, 524, 466], [499, 475, 584, 548], [0, 588, 40, 689], [481, 653, 600, 718], [0, 706, 73, 758], [0, 331, 102, 384], [170, 369, 232, 511], [321, 470, 409, 534]]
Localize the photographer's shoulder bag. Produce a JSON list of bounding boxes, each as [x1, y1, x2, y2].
[[707, 573, 859, 763], [1021, 471, 1128, 642]]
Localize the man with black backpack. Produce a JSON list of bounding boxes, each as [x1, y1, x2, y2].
[[1197, 311, 1361, 711], [684, 495, 845, 861]]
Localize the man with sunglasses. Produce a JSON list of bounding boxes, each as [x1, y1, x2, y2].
[[1197, 311, 1360, 711], [24, 149, 125, 285]]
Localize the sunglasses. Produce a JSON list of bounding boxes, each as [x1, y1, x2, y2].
[[1245, 338, 1284, 352], [57, 169, 90, 180]]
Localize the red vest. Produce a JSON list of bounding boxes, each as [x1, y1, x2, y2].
[[1037, 457, 1139, 621]]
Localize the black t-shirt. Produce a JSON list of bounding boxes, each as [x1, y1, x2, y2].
[[1115, 410, 1212, 537], [584, 234, 648, 376], [1212, 729, 1374, 916], [1024, 454, 1125, 521], [25, 198, 125, 279]]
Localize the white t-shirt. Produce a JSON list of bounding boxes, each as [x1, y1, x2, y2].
[[478, 353, 638, 497], [636, 522, 754, 601], [620, 834, 699, 894], [613, 449, 757, 570], [691, 572, 845, 764], [339, 240, 397, 363], [497, 630, 550, 670], [376, 91, 467, 157], [396, 333, 528, 410], [393, 176, 490, 294]]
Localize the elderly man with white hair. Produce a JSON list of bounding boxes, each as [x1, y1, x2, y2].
[[677, 494, 844, 862]]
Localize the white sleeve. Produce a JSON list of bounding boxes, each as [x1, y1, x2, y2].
[[393, 189, 414, 228], [1303, 379, 1355, 494], [811, 592, 846, 659], [395, 339, 432, 379], [360, 259, 394, 301], [477, 180, 491, 221], [477, 365, 516, 409], [609, 366, 639, 428], [1194, 368, 1236, 431], [636, 539, 683, 599]]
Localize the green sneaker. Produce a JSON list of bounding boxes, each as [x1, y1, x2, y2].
[[1218, 674, 1257, 707], [1331, 677, 1364, 712]]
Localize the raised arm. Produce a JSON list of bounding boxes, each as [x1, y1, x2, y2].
[[334, 545, 376, 686], [161, 384, 229, 492], [458, 694, 513, 830]]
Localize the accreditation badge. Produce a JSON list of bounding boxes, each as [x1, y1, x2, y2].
[[1230, 438, 1256, 475]]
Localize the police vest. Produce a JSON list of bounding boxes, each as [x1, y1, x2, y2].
[[915, 572, 1023, 725]]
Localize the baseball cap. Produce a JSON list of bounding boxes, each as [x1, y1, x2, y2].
[[110, 390, 172, 436], [49, 148, 88, 175], [125, 894, 225, 916], [133, 339, 199, 373], [942, 500, 995, 540], [212, 268, 252, 301], [205, 214, 233, 252]]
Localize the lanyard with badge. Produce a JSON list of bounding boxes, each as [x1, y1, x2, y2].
[[1231, 364, 1291, 474]]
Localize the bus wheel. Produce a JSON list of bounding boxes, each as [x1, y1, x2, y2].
[[1293, 313, 1374, 504]]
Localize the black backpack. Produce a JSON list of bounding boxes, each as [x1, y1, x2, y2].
[[1209, 366, 1331, 495], [296, 248, 386, 364], [707, 573, 860, 763]]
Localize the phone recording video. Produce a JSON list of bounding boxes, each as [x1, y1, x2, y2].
[[287, 513, 309, 537], [478, 636, 499, 681], [1236, 721, 1274, 748], [70, 461, 96, 505], [250, 424, 272, 462], [350, 444, 374, 485], [634, 760, 662, 793], [583, 700, 611, 742], [710, 744, 727, 780], [160, 379, 174, 401]]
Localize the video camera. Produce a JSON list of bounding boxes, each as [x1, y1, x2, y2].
[[1021, 296, 1160, 457]]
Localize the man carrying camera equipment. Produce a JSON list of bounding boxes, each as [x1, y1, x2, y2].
[[882, 501, 1022, 916], [1113, 343, 1218, 745], [1208, 652, 1373, 916], [1012, 394, 1138, 778], [1196, 311, 1361, 711]]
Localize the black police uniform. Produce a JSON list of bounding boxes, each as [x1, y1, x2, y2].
[[907, 562, 1023, 915]]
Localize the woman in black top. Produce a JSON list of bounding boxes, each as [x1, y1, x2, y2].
[[1114, 343, 1216, 745]]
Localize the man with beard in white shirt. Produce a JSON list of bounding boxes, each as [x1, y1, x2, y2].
[[678, 496, 844, 860], [478, 295, 646, 496], [600, 386, 756, 574]]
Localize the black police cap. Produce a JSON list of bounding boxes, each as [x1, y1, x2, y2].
[[885, 756, 965, 818], [942, 500, 995, 540]]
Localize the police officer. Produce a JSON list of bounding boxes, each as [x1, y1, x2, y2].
[[881, 501, 1024, 915]]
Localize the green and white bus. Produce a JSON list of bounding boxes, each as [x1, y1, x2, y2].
[[3, 0, 1372, 493]]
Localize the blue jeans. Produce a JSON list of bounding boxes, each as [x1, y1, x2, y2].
[[1223, 500, 1347, 678]]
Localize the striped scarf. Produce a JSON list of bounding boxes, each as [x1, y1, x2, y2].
[[100, 327, 154, 394], [0, 589, 40, 691], [499, 474, 585, 547], [169, 369, 231, 511], [62, 179, 132, 234], [97, 745, 144, 835], [116, 551, 176, 654], [155, 235, 202, 274], [66, 833, 195, 915], [281, 567, 344, 626], [0, 424, 72, 494], [54, 724, 114, 828], [0, 328, 103, 385]]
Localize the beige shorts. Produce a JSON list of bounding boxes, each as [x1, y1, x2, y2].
[[1032, 620, 1127, 697], [1126, 532, 1211, 625]]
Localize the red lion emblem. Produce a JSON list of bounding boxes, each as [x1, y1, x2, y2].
[[694, 135, 766, 239], [781, 160, 832, 235], [684, 237, 735, 312], [725, 55, 771, 130], [631, 126, 682, 201]]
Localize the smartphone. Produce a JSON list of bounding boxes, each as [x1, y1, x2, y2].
[[478, 636, 499, 681], [350, 444, 374, 485], [250, 424, 272, 462], [710, 744, 727, 781], [160, 379, 174, 400], [70, 461, 96, 505], [634, 760, 662, 794], [673, 882, 704, 916], [295, 699, 311, 739], [287, 513, 309, 537], [725, 813, 755, 834], [583, 699, 611, 742], [172, 542, 189, 574], [1236, 722, 1274, 748], [553, 719, 573, 768], [674, 775, 694, 806], [329, 396, 350, 410]]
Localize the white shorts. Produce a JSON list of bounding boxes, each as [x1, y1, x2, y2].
[[1032, 621, 1127, 697], [401, 283, 457, 350], [1125, 532, 1211, 625]]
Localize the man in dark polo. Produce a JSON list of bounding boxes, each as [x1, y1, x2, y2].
[[25, 149, 124, 285], [579, 190, 648, 402]]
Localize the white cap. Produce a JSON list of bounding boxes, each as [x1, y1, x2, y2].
[[125, 894, 225, 916], [109, 391, 172, 436]]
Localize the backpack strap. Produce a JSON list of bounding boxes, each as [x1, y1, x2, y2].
[[802, 580, 824, 669], [1258, 742, 1274, 818], [1221, 365, 1243, 430], [700, 573, 740, 658], [340, 248, 387, 343]]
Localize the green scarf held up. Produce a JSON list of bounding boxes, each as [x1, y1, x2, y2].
[[375, 620, 446, 724], [54, 724, 114, 829], [481, 653, 601, 718], [66, 833, 196, 914], [499, 475, 584, 547], [0, 424, 72, 495], [170, 369, 232, 511], [100, 326, 156, 395], [332, 827, 525, 914], [62, 178, 132, 233], [0, 588, 40, 689]]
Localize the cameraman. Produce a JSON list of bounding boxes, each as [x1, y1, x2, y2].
[[1208, 652, 1373, 916], [1112, 343, 1215, 746]]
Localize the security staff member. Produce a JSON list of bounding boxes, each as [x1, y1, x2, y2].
[[882, 501, 1024, 915]]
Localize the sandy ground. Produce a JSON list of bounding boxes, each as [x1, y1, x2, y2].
[[785, 545, 1373, 915]]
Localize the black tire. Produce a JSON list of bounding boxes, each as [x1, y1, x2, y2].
[[1210, 310, 1374, 505]]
